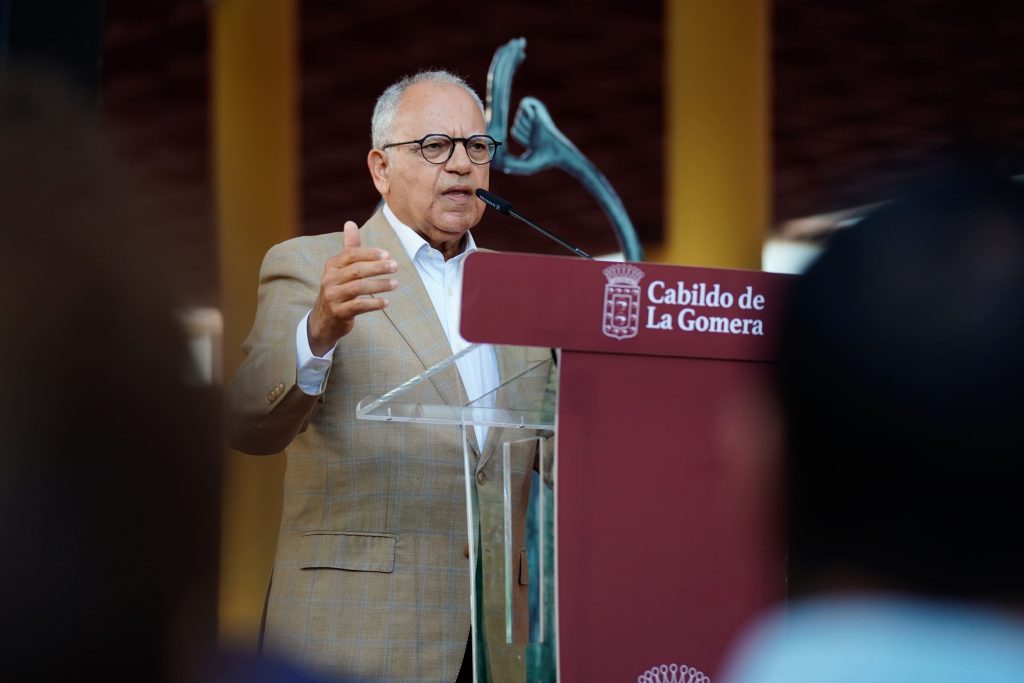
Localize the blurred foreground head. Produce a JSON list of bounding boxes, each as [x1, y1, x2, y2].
[[0, 68, 219, 680], [779, 168, 1024, 606]]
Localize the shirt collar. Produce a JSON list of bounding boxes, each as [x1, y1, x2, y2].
[[382, 202, 478, 263]]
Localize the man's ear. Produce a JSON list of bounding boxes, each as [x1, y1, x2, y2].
[[368, 149, 390, 196]]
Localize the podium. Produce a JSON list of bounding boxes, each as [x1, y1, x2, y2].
[[359, 252, 793, 682]]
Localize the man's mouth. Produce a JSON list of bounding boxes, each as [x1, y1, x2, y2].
[[442, 187, 474, 204]]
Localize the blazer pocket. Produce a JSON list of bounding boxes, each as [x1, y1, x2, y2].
[[298, 531, 397, 573]]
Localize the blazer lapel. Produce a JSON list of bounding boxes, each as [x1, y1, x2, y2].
[[359, 210, 470, 413]]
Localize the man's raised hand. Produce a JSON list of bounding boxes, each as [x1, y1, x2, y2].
[[307, 221, 398, 356]]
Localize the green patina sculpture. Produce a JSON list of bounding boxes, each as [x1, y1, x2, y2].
[[485, 37, 644, 262]]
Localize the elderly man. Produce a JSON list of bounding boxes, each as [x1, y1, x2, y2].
[[226, 71, 546, 682]]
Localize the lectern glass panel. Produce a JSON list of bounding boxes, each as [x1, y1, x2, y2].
[[356, 343, 554, 430], [357, 343, 557, 683]]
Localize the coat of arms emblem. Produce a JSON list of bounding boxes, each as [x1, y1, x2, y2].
[[602, 264, 645, 340]]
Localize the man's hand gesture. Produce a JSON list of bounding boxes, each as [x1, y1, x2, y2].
[[307, 221, 398, 356]]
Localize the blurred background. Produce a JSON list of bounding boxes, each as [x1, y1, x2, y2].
[[4, 0, 1022, 655]]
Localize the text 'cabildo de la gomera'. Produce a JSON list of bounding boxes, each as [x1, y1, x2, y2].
[[645, 281, 766, 335]]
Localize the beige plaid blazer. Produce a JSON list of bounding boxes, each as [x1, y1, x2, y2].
[[226, 210, 547, 682]]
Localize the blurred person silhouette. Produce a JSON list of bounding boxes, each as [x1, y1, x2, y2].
[[721, 167, 1024, 683], [0, 67, 343, 683], [0, 67, 227, 682]]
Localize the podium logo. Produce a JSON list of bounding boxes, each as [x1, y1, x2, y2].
[[602, 264, 645, 340], [637, 663, 710, 683]]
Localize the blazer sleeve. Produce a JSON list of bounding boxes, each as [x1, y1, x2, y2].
[[225, 239, 325, 455]]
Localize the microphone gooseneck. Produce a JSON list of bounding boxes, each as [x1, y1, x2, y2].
[[474, 188, 592, 259]]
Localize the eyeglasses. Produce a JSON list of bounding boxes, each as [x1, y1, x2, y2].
[[381, 134, 501, 165]]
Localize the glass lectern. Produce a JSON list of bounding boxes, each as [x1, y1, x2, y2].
[[357, 343, 557, 683]]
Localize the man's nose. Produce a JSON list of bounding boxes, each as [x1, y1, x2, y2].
[[444, 141, 473, 173]]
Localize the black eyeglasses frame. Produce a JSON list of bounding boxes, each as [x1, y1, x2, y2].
[[380, 133, 502, 165]]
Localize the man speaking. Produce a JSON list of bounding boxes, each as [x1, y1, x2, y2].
[[226, 71, 544, 682]]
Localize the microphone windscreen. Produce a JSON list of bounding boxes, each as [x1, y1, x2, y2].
[[475, 188, 513, 215]]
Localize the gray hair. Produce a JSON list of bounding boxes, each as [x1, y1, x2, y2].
[[371, 70, 485, 150]]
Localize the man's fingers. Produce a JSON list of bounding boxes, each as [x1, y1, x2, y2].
[[340, 258, 398, 281], [328, 294, 391, 321], [321, 259, 397, 291], [316, 219, 398, 333], [325, 277, 398, 304], [326, 246, 391, 270], [342, 221, 360, 250], [345, 296, 390, 315]]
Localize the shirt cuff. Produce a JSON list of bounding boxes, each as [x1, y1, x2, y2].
[[296, 310, 335, 395]]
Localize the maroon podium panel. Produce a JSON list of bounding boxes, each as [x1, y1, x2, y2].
[[461, 252, 793, 681], [462, 253, 790, 361]]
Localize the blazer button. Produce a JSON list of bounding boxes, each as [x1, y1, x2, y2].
[[476, 471, 487, 485], [464, 543, 470, 559]]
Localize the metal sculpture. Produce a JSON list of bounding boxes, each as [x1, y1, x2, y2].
[[485, 37, 644, 262]]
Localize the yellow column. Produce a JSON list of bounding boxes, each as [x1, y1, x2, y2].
[[656, 0, 770, 269], [212, 0, 297, 650]]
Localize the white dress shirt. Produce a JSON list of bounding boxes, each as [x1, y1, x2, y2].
[[295, 204, 499, 451]]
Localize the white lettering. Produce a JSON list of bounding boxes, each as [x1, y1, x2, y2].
[[664, 283, 678, 305], [678, 282, 692, 306], [677, 308, 765, 336], [646, 306, 673, 330], [705, 284, 723, 308], [738, 286, 754, 309], [648, 280, 666, 304], [739, 286, 766, 311]]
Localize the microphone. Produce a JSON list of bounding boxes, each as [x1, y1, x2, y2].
[[476, 188, 592, 259]]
